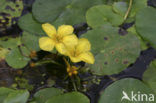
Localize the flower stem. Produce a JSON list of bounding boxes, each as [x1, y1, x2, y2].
[[124, 0, 133, 20], [71, 77, 77, 91]]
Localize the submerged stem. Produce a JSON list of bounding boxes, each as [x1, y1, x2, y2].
[[124, 0, 133, 20]]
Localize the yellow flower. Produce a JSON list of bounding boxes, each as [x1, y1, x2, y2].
[[39, 23, 78, 54], [66, 38, 95, 64]]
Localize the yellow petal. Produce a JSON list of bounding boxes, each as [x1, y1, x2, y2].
[[42, 23, 56, 38], [62, 35, 78, 49], [39, 37, 55, 51], [58, 25, 74, 36], [76, 38, 91, 54], [78, 52, 95, 64], [55, 43, 67, 55], [69, 56, 81, 63]]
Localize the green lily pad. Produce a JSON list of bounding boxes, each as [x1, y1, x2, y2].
[[32, 0, 105, 25], [34, 88, 63, 103], [86, 5, 124, 28], [82, 25, 140, 75], [21, 32, 40, 51], [0, 37, 21, 49], [4, 90, 29, 103], [99, 78, 155, 103], [113, 2, 128, 17], [46, 92, 90, 103], [143, 60, 156, 94], [6, 47, 30, 69], [136, 7, 156, 48], [18, 13, 45, 36], [0, 87, 15, 103], [129, 0, 147, 18], [127, 26, 148, 50]]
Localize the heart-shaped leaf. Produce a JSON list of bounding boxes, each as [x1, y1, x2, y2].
[[86, 5, 124, 28], [82, 25, 140, 75], [143, 60, 156, 94], [34, 88, 63, 103], [136, 7, 156, 48], [18, 13, 45, 36], [99, 78, 155, 103], [46, 92, 89, 103], [32, 0, 105, 26]]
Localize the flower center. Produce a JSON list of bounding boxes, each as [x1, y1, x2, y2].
[[53, 34, 62, 43]]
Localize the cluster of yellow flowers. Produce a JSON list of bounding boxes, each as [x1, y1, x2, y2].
[[39, 23, 95, 65]]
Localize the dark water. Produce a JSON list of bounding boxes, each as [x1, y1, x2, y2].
[[0, 0, 156, 103]]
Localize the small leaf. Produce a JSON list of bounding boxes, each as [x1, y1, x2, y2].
[[4, 90, 29, 103], [136, 7, 156, 48], [32, 0, 105, 26], [22, 32, 40, 51], [129, 0, 147, 18], [6, 47, 30, 69], [46, 92, 90, 103], [99, 78, 155, 103], [113, 2, 128, 17], [86, 5, 124, 28], [0, 37, 21, 49], [34, 88, 63, 103], [143, 60, 156, 94], [127, 26, 148, 50], [0, 87, 15, 103], [18, 13, 45, 36]]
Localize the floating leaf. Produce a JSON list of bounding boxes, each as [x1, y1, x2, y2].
[[127, 26, 148, 50], [113, 2, 128, 17], [0, 37, 21, 49], [129, 0, 147, 18], [136, 7, 156, 48], [143, 60, 156, 94], [82, 25, 140, 75], [18, 13, 44, 36], [0, 87, 15, 103], [5, 47, 30, 69], [4, 90, 29, 103], [86, 5, 124, 28], [21, 32, 40, 51], [46, 92, 90, 103], [98, 78, 155, 103], [32, 0, 105, 26], [34, 88, 63, 103]]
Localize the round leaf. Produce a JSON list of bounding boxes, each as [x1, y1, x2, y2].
[[113, 2, 128, 17], [86, 5, 124, 28], [99, 78, 155, 103], [129, 0, 147, 18], [4, 90, 29, 103], [32, 0, 105, 25], [0, 37, 21, 49], [82, 25, 140, 75], [34, 88, 63, 103], [46, 92, 90, 103], [143, 60, 156, 94], [6, 47, 30, 69], [0, 87, 15, 103], [32, 0, 71, 23], [18, 13, 44, 36], [136, 7, 156, 48], [22, 32, 40, 51]]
